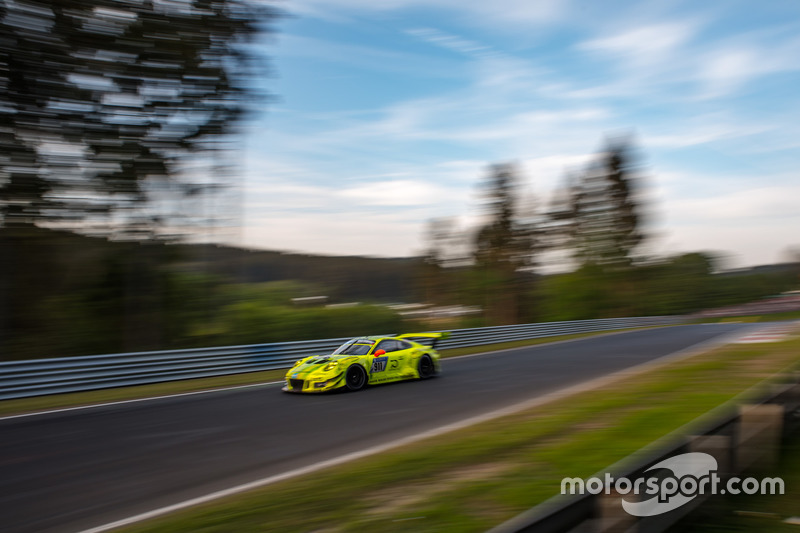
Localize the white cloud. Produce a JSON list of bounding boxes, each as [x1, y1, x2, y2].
[[268, 67, 611, 159], [669, 185, 800, 222], [641, 173, 800, 268], [248, 182, 333, 210], [573, 15, 800, 101], [276, 34, 458, 80], [406, 27, 491, 56], [700, 48, 759, 97], [340, 179, 444, 206], [642, 118, 774, 149], [519, 153, 595, 191], [697, 36, 800, 98], [289, 0, 569, 28], [568, 19, 706, 101], [242, 211, 425, 257], [661, 222, 799, 270], [578, 21, 697, 68]]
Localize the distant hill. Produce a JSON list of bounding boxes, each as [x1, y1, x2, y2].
[[718, 262, 800, 277], [1, 227, 425, 358], [0, 227, 423, 304], [175, 244, 423, 302]]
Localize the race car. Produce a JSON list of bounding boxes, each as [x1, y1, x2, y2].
[[282, 332, 449, 393]]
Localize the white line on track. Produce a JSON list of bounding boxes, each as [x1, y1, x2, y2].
[[75, 326, 750, 533], [0, 382, 282, 422]]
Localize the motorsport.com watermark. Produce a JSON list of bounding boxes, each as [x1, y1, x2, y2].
[[561, 453, 784, 517]]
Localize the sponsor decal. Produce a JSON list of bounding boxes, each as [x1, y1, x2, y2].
[[371, 356, 388, 373]]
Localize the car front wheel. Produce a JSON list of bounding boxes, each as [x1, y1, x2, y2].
[[345, 364, 367, 391]]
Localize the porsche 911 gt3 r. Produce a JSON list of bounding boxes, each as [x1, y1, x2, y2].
[[282, 332, 449, 393]]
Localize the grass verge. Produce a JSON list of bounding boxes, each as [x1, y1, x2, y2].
[[118, 330, 800, 532], [0, 329, 641, 418]]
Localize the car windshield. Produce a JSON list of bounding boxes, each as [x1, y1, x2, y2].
[[333, 339, 374, 356]]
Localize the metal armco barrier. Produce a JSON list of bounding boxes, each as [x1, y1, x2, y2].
[[0, 316, 682, 400]]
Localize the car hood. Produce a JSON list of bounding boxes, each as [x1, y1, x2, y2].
[[289, 354, 356, 376]]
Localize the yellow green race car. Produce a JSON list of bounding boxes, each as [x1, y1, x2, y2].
[[282, 332, 449, 393]]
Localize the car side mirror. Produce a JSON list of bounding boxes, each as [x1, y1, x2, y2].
[[374, 349, 386, 357]]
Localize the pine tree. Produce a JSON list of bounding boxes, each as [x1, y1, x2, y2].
[[0, 0, 276, 236], [473, 163, 540, 324], [571, 139, 643, 269]]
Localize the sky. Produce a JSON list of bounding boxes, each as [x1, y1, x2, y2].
[[239, 0, 800, 270]]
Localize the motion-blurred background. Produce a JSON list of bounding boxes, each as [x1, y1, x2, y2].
[[2, 0, 799, 361]]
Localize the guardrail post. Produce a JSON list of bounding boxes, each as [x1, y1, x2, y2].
[[779, 382, 800, 434], [736, 404, 783, 472], [689, 435, 732, 476], [598, 490, 638, 533]]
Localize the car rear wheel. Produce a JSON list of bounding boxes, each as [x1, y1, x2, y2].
[[417, 354, 435, 379], [345, 364, 367, 391]]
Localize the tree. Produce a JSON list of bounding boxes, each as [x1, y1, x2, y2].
[[570, 138, 644, 269], [473, 163, 540, 324], [0, 0, 276, 236], [544, 171, 579, 249], [421, 218, 448, 304], [0, 0, 276, 358]]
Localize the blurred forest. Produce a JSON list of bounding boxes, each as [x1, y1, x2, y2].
[[1, 1, 797, 361], [1, 222, 797, 360], [419, 138, 799, 326], [0, 226, 415, 359]]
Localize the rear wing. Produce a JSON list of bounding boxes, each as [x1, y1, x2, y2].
[[396, 332, 450, 350]]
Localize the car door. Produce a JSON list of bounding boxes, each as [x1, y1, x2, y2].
[[370, 340, 403, 381], [368, 340, 391, 382], [383, 340, 405, 377], [391, 340, 416, 377]]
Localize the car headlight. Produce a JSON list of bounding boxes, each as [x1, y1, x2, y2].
[[324, 361, 338, 371]]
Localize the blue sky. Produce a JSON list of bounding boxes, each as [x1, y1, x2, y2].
[[240, 0, 800, 270]]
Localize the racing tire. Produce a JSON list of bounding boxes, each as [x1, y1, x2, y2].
[[417, 354, 436, 379], [345, 364, 367, 391]]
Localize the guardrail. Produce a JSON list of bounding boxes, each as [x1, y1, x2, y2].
[[488, 374, 800, 533], [0, 316, 682, 400]]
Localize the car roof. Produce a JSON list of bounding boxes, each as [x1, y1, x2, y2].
[[350, 335, 401, 342]]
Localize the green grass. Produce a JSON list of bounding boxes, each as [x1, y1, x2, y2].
[[0, 329, 640, 418], [118, 331, 800, 532]]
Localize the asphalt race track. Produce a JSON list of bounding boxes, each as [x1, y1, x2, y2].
[[0, 323, 754, 533]]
